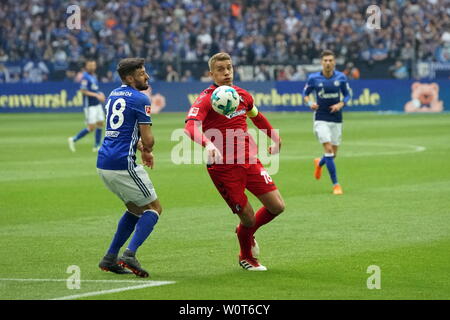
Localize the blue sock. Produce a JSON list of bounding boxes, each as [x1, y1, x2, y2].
[[95, 128, 102, 147], [127, 210, 159, 253], [73, 128, 90, 142], [324, 156, 338, 185], [107, 211, 140, 255], [319, 156, 326, 167]]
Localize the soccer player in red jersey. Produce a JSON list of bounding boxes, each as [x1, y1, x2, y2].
[[184, 52, 285, 271]]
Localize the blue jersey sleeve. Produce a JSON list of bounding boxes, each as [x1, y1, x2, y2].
[[340, 75, 352, 105], [80, 76, 89, 90], [135, 94, 152, 125], [303, 75, 314, 97]]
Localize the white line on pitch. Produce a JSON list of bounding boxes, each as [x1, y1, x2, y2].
[[0, 278, 161, 284], [50, 281, 175, 300], [278, 143, 426, 160]]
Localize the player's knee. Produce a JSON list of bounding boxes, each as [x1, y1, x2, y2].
[[238, 209, 255, 227], [149, 202, 162, 216], [271, 200, 285, 215], [87, 124, 95, 132], [240, 216, 255, 228]]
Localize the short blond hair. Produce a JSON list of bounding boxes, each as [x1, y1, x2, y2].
[[208, 52, 232, 71]]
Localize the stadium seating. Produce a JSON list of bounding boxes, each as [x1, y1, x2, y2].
[[0, 0, 449, 82]]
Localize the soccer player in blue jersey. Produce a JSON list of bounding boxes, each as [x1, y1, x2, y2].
[[96, 58, 161, 277], [68, 59, 106, 152], [303, 50, 352, 195]]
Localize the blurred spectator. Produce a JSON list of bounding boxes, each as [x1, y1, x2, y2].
[[200, 70, 211, 82], [283, 65, 295, 80], [254, 65, 271, 81], [165, 64, 180, 82], [435, 42, 450, 62], [0, 63, 10, 83], [0, 0, 449, 82], [343, 62, 361, 80], [389, 60, 409, 79], [22, 61, 49, 83], [231, 1, 243, 18], [0, 49, 8, 63], [100, 70, 115, 83], [371, 43, 389, 61], [291, 66, 307, 81], [180, 70, 194, 82], [400, 42, 415, 62]]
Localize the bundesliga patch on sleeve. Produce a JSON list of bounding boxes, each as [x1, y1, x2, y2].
[[145, 105, 151, 116], [188, 107, 199, 117]]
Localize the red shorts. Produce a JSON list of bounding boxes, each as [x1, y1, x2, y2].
[[207, 159, 277, 214]]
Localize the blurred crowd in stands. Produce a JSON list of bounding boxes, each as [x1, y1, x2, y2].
[[0, 0, 449, 83]]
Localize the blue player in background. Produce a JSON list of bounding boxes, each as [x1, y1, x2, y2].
[[68, 59, 106, 152], [97, 58, 162, 277], [303, 50, 352, 195]]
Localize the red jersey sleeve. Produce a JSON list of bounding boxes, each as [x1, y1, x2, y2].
[[185, 91, 211, 122], [235, 88, 255, 112], [184, 88, 214, 147]]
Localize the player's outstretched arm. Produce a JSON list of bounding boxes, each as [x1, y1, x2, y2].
[[248, 107, 281, 154], [184, 120, 222, 164], [80, 89, 105, 103], [184, 120, 209, 147]]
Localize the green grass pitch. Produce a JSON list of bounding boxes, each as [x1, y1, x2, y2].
[[0, 112, 449, 300]]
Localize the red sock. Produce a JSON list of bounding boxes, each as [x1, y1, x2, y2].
[[236, 223, 253, 259], [251, 207, 277, 234]]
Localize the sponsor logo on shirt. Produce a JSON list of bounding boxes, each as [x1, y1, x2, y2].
[[225, 108, 246, 119], [318, 88, 339, 99], [145, 105, 151, 116], [188, 107, 200, 117], [105, 130, 120, 137]]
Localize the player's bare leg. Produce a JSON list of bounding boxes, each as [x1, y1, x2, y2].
[[117, 199, 162, 277], [236, 201, 255, 228], [332, 145, 338, 158], [323, 142, 334, 155], [68, 124, 95, 152], [256, 189, 285, 216], [245, 189, 285, 257]]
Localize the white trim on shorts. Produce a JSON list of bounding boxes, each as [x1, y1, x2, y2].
[[313, 120, 343, 146]]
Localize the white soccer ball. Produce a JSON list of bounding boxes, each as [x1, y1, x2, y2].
[[211, 85, 240, 116]]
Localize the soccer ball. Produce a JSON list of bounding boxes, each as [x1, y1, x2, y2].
[[211, 85, 240, 116]]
